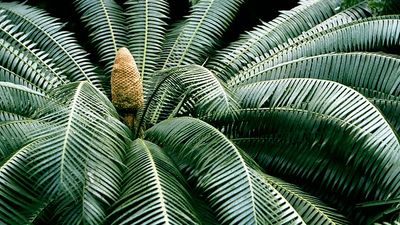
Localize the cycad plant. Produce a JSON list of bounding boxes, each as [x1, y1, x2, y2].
[[0, 0, 399, 224]]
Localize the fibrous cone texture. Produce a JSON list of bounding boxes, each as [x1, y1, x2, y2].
[[111, 47, 144, 111]]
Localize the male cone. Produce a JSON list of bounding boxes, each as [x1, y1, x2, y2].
[[111, 47, 144, 129]]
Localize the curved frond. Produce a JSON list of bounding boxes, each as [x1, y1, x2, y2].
[[0, 82, 47, 119], [25, 82, 129, 224], [0, 120, 52, 225], [74, 0, 128, 76], [207, 0, 354, 80], [159, 0, 244, 69], [107, 139, 201, 225], [229, 52, 400, 132], [146, 117, 306, 225], [0, 17, 66, 91], [240, 16, 400, 75], [0, 2, 104, 91], [126, 0, 169, 80], [262, 174, 350, 225], [208, 78, 400, 222], [139, 65, 238, 129]]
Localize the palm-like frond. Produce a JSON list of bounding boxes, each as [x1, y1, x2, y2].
[[107, 139, 201, 224], [0, 82, 48, 119], [0, 138, 49, 225], [0, 0, 399, 224], [0, 87, 53, 224], [146, 117, 306, 224], [208, 78, 400, 222], [228, 52, 400, 132], [262, 174, 350, 225], [207, 0, 347, 80], [239, 16, 400, 76], [74, 0, 128, 77], [23, 82, 129, 224], [139, 65, 238, 128], [125, 0, 169, 81], [159, 0, 244, 69], [0, 16, 66, 91], [233, 78, 400, 198], [0, 2, 103, 91]]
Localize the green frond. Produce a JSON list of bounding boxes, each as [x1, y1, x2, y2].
[[370, 98, 400, 135], [262, 174, 350, 225], [74, 0, 128, 76], [22, 82, 129, 224], [0, 17, 67, 91], [0, 82, 48, 119], [0, 2, 104, 91], [125, 0, 169, 80], [0, 120, 52, 225], [207, 0, 346, 80], [159, 0, 244, 69], [229, 52, 400, 132], [357, 197, 400, 223], [214, 78, 400, 222], [146, 117, 306, 224], [139, 65, 238, 129], [240, 15, 400, 76], [107, 139, 201, 225]]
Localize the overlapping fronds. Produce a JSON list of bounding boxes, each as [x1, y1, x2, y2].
[[233, 78, 400, 199], [207, 0, 346, 80], [125, 0, 169, 81], [262, 174, 350, 224], [21, 82, 130, 224], [74, 0, 128, 76], [107, 139, 201, 224], [239, 16, 400, 76], [146, 117, 306, 225], [205, 78, 400, 222], [229, 52, 400, 132], [0, 16, 66, 91], [159, 0, 244, 69], [0, 0, 399, 224], [0, 138, 49, 225], [0, 2, 103, 91], [139, 65, 238, 128], [0, 81, 48, 119]]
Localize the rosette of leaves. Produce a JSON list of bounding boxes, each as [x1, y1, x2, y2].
[[0, 0, 399, 224]]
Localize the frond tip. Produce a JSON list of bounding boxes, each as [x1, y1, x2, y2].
[[111, 47, 144, 111]]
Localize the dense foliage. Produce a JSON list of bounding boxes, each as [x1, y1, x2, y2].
[[0, 0, 399, 224]]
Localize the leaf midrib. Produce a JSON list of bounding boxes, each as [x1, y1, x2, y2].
[[60, 82, 83, 187], [140, 139, 171, 225]]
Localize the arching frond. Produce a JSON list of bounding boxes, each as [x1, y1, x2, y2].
[[240, 16, 400, 76], [229, 52, 400, 132], [207, 0, 350, 80], [262, 174, 350, 225], [210, 78, 400, 222], [125, 0, 169, 81], [24, 82, 130, 224], [0, 16, 66, 91], [159, 0, 244, 69], [146, 117, 306, 225], [0, 2, 104, 91], [107, 139, 202, 225], [0, 82, 48, 119], [139, 65, 238, 129], [0, 119, 53, 225], [74, 0, 128, 77]]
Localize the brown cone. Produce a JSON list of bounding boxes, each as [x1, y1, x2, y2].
[[111, 47, 144, 111]]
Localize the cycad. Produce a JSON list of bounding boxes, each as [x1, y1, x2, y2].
[[0, 0, 399, 224]]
